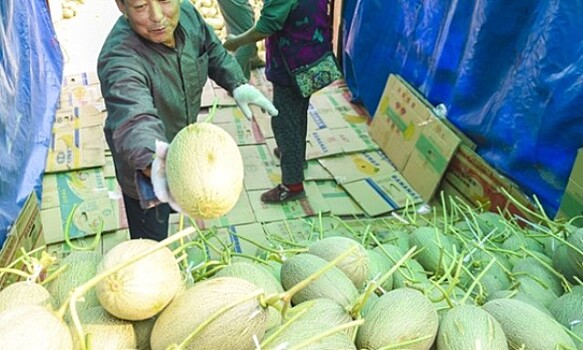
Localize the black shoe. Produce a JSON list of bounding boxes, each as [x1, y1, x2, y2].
[[260, 184, 305, 203]]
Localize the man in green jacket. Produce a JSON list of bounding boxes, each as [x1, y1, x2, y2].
[[98, 0, 277, 241]]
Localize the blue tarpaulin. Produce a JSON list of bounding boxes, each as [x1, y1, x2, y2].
[[0, 0, 63, 247], [343, 0, 583, 216]]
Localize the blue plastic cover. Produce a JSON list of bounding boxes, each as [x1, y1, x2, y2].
[[0, 0, 63, 247], [343, 0, 583, 216]]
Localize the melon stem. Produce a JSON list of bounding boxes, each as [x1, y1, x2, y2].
[[376, 333, 434, 350], [59, 226, 197, 350], [461, 258, 496, 305], [349, 246, 417, 319], [259, 306, 311, 348], [174, 289, 264, 349], [64, 203, 103, 252]]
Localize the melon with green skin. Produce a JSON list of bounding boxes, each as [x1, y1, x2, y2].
[[566, 228, 583, 280], [307, 236, 370, 289], [549, 291, 583, 328], [366, 249, 394, 292], [280, 253, 358, 307], [166, 122, 244, 219], [213, 262, 284, 330], [355, 287, 439, 350], [71, 306, 136, 350], [0, 281, 53, 312], [95, 239, 182, 321], [483, 298, 576, 350], [150, 277, 267, 350], [47, 250, 102, 310], [408, 226, 458, 277], [512, 257, 563, 296], [0, 305, 73, 349], [287, 298, 352, 331], [437, 304, 508, 350], [263, 320, 357, 350]]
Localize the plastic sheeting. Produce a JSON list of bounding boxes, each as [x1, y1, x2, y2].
[[0, 0, 63, 246], [343, 0, 583, 216]]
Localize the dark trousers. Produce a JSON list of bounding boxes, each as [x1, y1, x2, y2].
[[271, 83, 311, 185], [123, 193, 171, 242]]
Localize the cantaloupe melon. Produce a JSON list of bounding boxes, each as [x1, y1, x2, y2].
[[213, 262, 284, 330], [71, 306, 136, 350], [150, 277, 267, 350], [166, 122, 244, 219], [483, 298, 576, 350], [0, 281, 53, 312], [408, 226, 458, 277], [307, 236, 370, 289], [366, 249, 394, 292], [287, 298, 353, 332], [355, 287, 439, 350], [263, 320, 357, 350], [549, 291, 583, 328], [0, 305, 73, 349], [46, 250, 101, 310], [437, 304, 508, 350], [280, 253, 358, 307], [95, 239, 182, 321]]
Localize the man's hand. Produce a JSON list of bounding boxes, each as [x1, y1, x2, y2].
[[150, 140, 184, 213], [232, 83, 279, 120]]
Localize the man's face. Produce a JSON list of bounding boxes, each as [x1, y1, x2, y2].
[[116, 0, 181, 47]]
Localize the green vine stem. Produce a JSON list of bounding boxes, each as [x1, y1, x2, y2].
[[377, 334, 434, 350], [64, 204, 103, 252]]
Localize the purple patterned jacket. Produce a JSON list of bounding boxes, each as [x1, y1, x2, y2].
[[264, 0, 333, 86]]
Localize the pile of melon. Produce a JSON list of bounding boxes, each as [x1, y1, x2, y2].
[[1, 198, 581, 349]]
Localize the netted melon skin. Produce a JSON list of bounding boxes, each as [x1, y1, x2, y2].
[[166, 123, 244, 219]]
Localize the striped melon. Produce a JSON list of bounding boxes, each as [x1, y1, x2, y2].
[[356, 287, 438, 350], [280, 253, 358, 307], [213, 262, 284, 329], [437, 304, 508, 349], [166, 122, 244, 219], [483, 298, 576, 350], [95, 239, 182, 321], [150, 277, 267, 350], [263, 320, 357, 350], [307, 236, 370, 289]]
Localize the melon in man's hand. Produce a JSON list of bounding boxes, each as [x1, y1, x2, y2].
[[166, 122, 244, 219]]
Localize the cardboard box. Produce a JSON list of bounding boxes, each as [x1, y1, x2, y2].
[[40, 168, 123, 244], [342, 172, 423, 217], [0, 193, 45, 288], [194, 191, 256, 229], [369, 74, 461, 202], [556, 148, 583, 225], [318, 150, 396, 184], [441, 144, 535, 219], [52, 105, 105, 130], [45, 125, 106, 173], [315, 180, 364, 216]]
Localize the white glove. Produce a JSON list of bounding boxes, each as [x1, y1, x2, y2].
[[232, 83, 279, 120], [151, 140, 184, 213]]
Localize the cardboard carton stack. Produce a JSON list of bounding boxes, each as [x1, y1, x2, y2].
[[42, 72, 129, 257]]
